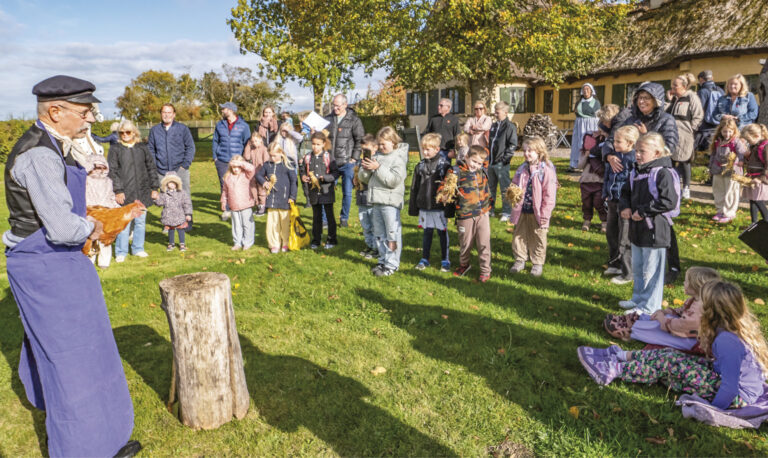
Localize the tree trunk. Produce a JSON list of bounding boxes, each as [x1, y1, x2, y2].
[[469, 76, 496, 112], [313, 81, 325, 114], [159, 272, 249, 430]]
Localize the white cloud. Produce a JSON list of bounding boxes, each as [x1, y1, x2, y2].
[[0, 37, 392, 120]]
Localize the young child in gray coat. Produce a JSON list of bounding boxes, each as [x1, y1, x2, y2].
[[155, 172, 193, 251]]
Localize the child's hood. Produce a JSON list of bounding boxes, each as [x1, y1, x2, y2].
[[84, 154, 109, 175]]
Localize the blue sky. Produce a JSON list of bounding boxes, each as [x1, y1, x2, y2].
[[0, 0, 387, 119]]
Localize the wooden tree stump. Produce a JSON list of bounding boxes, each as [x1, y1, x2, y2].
[[159, 272, 249, 430]]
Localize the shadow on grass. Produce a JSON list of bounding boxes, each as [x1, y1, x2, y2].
[[113, 325, 173, 403], [356, 288, 753, 456], [0, 289, 48, 455], [237, 334, 456, 456]]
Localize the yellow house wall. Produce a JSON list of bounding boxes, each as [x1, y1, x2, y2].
[[541, 54, 767, 129]]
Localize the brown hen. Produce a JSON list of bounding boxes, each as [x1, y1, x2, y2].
[[82, 200, 146, 255]]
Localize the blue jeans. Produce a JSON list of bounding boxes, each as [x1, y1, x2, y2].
[[231, 208, 255, 248], [337, 162, 355, 222], [630, 244, 666, 314], [115, 211, 146, 256], [487, 162, 512, 216], [372, 204, 402, 270], [358, 205, 376, 249], [214, 159, 230, 211]]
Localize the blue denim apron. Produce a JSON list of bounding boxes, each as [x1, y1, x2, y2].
[[6, 122, 134, 457]]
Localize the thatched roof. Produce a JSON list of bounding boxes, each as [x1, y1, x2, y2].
[[590, 0, 768, 77]]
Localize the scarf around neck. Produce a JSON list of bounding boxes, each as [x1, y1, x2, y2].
[[40, 120, 91, 167]]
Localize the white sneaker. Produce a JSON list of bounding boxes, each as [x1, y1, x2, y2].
[[221, 211, 231, 221], [134, 251, 149, 258], [611, 276, 632, 285], [618, 300, 636, 309], [604, 267, 622, 276], [682, 187, 690, 200], [624, 308, 643, 315], [115, 255, 126, 263], [499, 214, 510, 222]]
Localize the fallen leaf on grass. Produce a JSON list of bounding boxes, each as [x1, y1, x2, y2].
[[328, 294, 339, 300], [441, 314, 449, 320], [121, 303, 127, 308], [645, 437, 666, 445], [327, 270, 334, 276], [667, 428, 674, 438], [591, 294, 600, 301], [497, 348, 506, 354], [565, 215, 573, 220], [740, 249, 749, 254], [234, 283, 240, 289], [370, 366, 386, 376], [444, 370, 451, 375], [673, 298, 684, 306], [568, 406, 579, 419], [567, 242, 574, 247], [572, 273, 580, 278], [267, 264, 273, 271], [143, 342, 152, 347], [662, 300, 669, 307], [755, 298, 765, 306], [691, 243, 699, 248], [753, 265, 761, 272], [470, 305, 479, 310], [335, 318, 342, 322], [593, 246, 601, 251], [679, 231, 688, 237], [612, 407, 622, 413], [149, 303, 157, 308], [728, 247, 737, 253], [593, 410, 600, 419], [641, 410, 659, 424], [744, 441, 755, 451]]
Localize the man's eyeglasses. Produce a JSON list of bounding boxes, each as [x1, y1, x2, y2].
[[55, 105, 91, 120]]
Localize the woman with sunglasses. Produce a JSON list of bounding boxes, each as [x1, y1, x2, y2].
[[464, 101, 492, 149], [107, 120, 159, 262]]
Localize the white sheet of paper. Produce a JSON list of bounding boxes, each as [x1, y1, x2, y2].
[[303, 111, 330, 132]]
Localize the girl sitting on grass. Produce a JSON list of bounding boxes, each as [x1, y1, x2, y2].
[[603, 266, 720, 349], [579, 280, 768, 411]]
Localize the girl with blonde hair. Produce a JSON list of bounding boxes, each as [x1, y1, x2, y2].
[[580, 280, 768, 411], [708, 118, 748, 223], [741, 123, 768, 223], [255, 143, 298, 253], [509, 136, 557, 277]]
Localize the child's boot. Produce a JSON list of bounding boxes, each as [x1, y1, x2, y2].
[[530, 264, 543, 277], [577, 347, 621, 386], [509, 260, 525, 274], [581, 220, 590, 231]]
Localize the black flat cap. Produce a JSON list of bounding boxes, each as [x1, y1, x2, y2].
[[33, 75, 101, 103]]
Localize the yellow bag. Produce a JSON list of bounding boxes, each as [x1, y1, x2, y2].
[[288, 202, 310, 251]]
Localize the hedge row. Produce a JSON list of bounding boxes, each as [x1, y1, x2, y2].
[[0, 120, 116, 163]]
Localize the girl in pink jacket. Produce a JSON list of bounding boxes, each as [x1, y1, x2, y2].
[[509, 136, 558, 277], [221, 155, 256, 250]]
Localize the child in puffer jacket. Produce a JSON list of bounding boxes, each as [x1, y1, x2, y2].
[[358, 127, 409, 277], [85, 154, 119, 267], [603, 125, 640, 285], [221, 155, 257, 251], [509, 136, 558, 278], [156, 172, 193, 252], [408, 133, 451, 272]]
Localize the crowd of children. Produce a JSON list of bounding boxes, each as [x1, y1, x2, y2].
[[80, 97, 768, 418]]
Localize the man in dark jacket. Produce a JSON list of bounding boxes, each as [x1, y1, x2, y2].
[[696, 70, 725, 152], [425, 98, 460, 160], [487, 101, 518, 220], [148, 103, 195, 195], [324, 94, 365, 227]]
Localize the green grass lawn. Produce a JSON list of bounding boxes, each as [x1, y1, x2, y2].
[[1, 144, 767, 456]]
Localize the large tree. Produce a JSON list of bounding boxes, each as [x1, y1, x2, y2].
[[116, 67, 287, 122], [387, 0, 634, 105], [228, 0, 397, 112]]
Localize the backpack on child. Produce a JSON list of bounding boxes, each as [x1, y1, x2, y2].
[[630, 166, 681, 227]]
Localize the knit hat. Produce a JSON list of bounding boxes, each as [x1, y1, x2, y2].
[[160, 172, 183, 192]]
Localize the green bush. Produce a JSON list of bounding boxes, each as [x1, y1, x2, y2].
[[0, 120, 33, 163], [0, 119, 118, 163], [358, 115, 410, 135]]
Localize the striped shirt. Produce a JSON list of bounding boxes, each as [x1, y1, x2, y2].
[[3, 146, 94, 248]]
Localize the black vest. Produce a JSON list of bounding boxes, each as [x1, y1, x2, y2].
[[5, 125, 76, 238]]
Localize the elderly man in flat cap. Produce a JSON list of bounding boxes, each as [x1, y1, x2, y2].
[[4, 75, 140, 457]]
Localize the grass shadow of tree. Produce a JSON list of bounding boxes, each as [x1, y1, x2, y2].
[[113, 324, 173, 403], [237, 334, 457, 456]]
